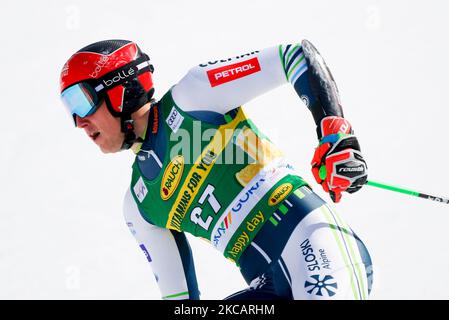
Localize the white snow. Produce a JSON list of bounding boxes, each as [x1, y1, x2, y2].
[[0, 0, 448, 300]]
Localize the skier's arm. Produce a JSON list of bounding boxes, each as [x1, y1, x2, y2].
[[171, 39, 343, 128], [173, 40, 367, 202], [123, 189, 200, 300]]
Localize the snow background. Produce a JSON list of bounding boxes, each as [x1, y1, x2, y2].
[[1, 0, 448, 299]]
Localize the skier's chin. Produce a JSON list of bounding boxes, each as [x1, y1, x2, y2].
[[99, 145, 120, 154], [96, 139, 120, 154]]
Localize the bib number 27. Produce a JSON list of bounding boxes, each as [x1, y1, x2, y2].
[[190, 184, 221, 231]]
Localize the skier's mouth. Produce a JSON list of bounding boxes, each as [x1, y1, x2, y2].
[[90, 132, 100, 141]]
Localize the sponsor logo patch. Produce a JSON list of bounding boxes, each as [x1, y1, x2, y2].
[[304, 274, 338, 297], [166, 149, 217, 231], [139, 244, 152, 262], [268, 183, 293, 206], [212, 177, 265, 247], [301, 94, 310, 107], [161, 155, 185, 200], [133, 176, 148, 203], [226, 210, 266, 260], [166, 106, 184, 133], [199, 51, 259, 67], [210, 158, 296, 251], [126, 222, 136, 235], [207, 57, 261, 87], [151, 105, 159, 134]]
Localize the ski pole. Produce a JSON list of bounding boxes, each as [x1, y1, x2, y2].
[[366, 180, 449, 204]]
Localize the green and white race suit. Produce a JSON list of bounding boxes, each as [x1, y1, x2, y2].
[[123, 42, 373, 300]]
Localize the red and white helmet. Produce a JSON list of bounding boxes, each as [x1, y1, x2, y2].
[[60, 39, 154, 149]]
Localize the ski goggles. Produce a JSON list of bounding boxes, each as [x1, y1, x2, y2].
[[61, 54, 153, 126], [61, 82, 102, 125]]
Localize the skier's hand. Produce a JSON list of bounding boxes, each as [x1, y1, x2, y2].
[[311, 116, 368, 203]]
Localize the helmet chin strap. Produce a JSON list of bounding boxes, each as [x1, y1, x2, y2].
[[118, 92, 156, 151], [120, 114, 143, 151]]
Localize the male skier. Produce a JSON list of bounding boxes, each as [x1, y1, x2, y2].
[[60, 39, 373, 300]]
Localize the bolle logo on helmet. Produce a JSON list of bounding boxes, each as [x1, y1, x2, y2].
[[102, 67, 135, 87], [268, 183, 293, 206], [161, 155, 185, 200], [89, 55, 110, 79]]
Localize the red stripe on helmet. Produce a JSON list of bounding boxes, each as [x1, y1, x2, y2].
[[60, 42, 138, 92], [107, 85, 125, 113], [138, 71, 153, 91]]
